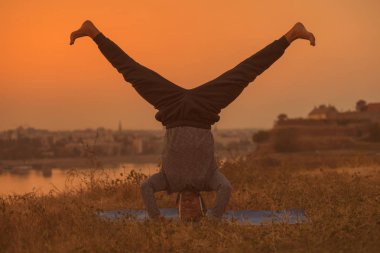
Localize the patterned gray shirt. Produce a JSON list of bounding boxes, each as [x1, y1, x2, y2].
[[160, 126, 218, 193]]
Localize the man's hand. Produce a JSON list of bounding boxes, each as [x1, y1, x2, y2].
[[70, 20, 101, 45]]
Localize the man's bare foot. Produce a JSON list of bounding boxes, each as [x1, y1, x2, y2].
[[285, 22, 316, 46], [70, 20, 101, 45]]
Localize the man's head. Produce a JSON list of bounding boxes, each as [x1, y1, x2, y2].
[[177, 191, 206, 222]]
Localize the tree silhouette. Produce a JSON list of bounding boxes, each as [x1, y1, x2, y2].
[[277, 113, 288, 122], [356, 99, 367, 112]]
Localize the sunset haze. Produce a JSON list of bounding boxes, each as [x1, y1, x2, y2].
[[1, 0, 379, 131]]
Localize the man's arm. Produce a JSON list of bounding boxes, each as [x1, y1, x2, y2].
[[140, 172, 168, 219]]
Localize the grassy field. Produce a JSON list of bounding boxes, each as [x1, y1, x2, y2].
[[0, 153, 379, 253]]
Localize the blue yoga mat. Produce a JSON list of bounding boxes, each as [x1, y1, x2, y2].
[[97, 208, 307, 225]]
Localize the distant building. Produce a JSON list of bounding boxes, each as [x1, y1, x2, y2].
[[118, 120, 122, 132], [336, 102, 380, 123], [281, 100, 380, 126], [308, 105, 339, 120], [367, 102, 380, 113], [9, 130, 18, 141], [132, 138, 143, 154]]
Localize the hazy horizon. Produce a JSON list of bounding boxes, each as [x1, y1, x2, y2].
[[0, 124, 262, 132], [1, 0, 379, 131]]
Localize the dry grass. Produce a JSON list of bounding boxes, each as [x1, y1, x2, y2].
[[0, 154, 379, 253]]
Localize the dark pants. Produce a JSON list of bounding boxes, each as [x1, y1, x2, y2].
[[93, 33, 290, 114]]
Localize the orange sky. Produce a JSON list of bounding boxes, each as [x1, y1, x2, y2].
[[1, 0, 379, 131]]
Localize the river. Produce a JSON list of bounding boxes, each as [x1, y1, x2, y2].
[[0, 162, 159, 196], [0, 151, 249, 196]]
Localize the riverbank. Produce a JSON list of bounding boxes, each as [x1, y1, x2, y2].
[[0, 149, 252, 171], [0, 154, 162, 170]]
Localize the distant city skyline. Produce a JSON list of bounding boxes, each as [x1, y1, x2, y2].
[[0, 122, 259, 132], [1, 1, 380, 131], [1, 99, 375, 132]]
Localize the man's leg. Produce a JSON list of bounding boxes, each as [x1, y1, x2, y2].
[[190, 22, 315, 113], [140, 171, 169, 218], [70, 20, 185, 110], [203, 170, 232, 218]]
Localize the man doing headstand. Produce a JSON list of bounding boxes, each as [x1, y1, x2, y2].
[[70, 20, 315, 221]]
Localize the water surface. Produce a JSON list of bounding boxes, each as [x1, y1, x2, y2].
[[0, 163, 158, 195]]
